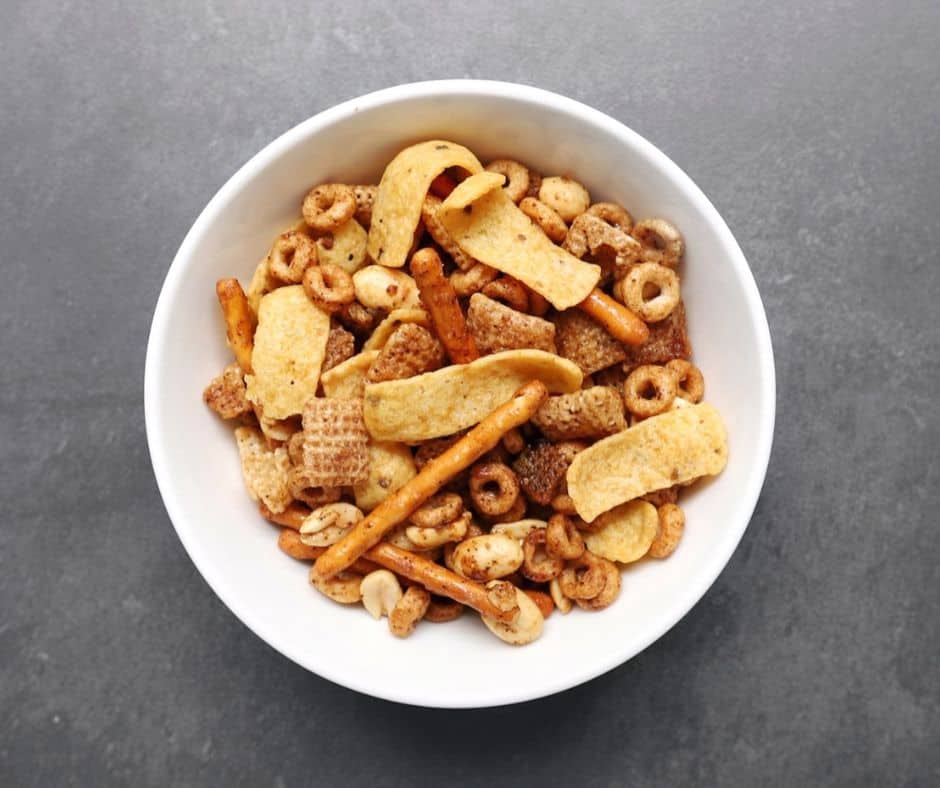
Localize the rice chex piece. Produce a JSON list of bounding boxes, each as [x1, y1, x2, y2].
[[621, 300, 692, 373], [301, 398, 370, 486], [322, 326, 356, 372], [554, 308, 627, 375]]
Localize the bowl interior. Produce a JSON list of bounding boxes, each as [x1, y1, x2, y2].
[[146, 82, 774, 707]]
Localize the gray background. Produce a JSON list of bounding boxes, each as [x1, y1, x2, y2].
[[2, 0, 937, 785]]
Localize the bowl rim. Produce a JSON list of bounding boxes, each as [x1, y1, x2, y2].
[[145, 79, 776, 708]]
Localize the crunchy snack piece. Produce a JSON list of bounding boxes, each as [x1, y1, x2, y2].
[[621, 301, 692, 373], [583, 500, 658, 563], [321, 350, 379, 399], [649, 503, 685, 558], [578, 289, 649, 347], [466, 294, 556, 355], [363, 308, 431, 351], [353, 440, 417, 512], [481, 583, 544, 645], [538, 175, 591, 222], [642, 485, 679, 507], [388, 586, 431, 638], [367, 140, 483, 268], [362, 349, 581, 443], [512, 442, 569, 505], [614, 262, 680, 322], [269, 230, 318, 284], [301, 398, 370, 487], [410, 248, 480, 364], [422, 195, 477, 271], [335, 301, 380, 336], [532, 386, 626, 441], [216, 278, 256, 374], [440, 182, 601, 310], [587, 202, 634, 233], [451, 262, 499, 296], [519, 197, 568, 243], [623, 364, 678, 419], [567, 402, 728, 522], [245, 286, 330, 419], [469, 462, 521, 517], [481, 276, 529, 313], [485, 159, 530, 203], [632, 218, 684, 268], [316, 218, 368, 274], [287, 467, 343, 509], [303, 183, 357, 233], [234, 426, 292, 513], [204, 362, 252, 420], [352, 185, 376, 228], [554, 308, 628, 376], [366, 323, 445, 383], [322, 327, 355, 372], [443, 171, 505, 209], [352, 265, 420, 312], [667, 359, 705, 403], [302, 262, 355, 314], [564, 213, 640, 277]]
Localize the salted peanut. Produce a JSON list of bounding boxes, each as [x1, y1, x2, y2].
[[316, 218, 368, 274], [532, 386, 627, 441], [490, 519, 545, 541], [352, 265, 421, 311], [554, 308, 628, 376], [587, 202, 634, 233], [409, 493, 463, 529], [234, 426, 292, 513], [667, 359, 705, 403], [481, 584, 544, 645], [425, 596, 465, 623], [301, 398, 370, 487], [367, 140, 483, 268], [615, 262, 680, 322], [522, 528, 565, 582], [538, 176, 591, 223], [385, 524, 422, 552], [623, 365, 678, 419], [631, 218, 684, 268], [485, 159, 530, 203], [524, 590, 554, 618], [359, 569, 403, 619], [451, 262, 500, 296], [366, 323, 445, 383], [299, 502, 364, 547], [321, 350, 380, 399], [564, 213, 640, 279], [405, 510, 470, 549], [303, 183, 357, 233], [216, 278, 256, 375], [575, 557, 622, 611], [422, 195, 477, 271], [410, 248, 479, 364], [353, 440, 417, 512], [467, 293, 556, 355], [469, 462, 521, 517], [546, 513, 585, 560], [582, 500, 659, 563], [549, 577, 573, 614], [519, 197, 568, 243], [578, 289, 649, 347], [649, 503, 685, 558], [512, 442, 569, 505], [204, 362, 252, 420], [388, 586, 431, 637], [451, 534, 524, 581], [352, 185, 376, 228], [286, 467, 342, 509], [309, 567, 364, 604], [322, 327, 355, 372], [245, 286, 330, 419], [269, 230, 318, 284]]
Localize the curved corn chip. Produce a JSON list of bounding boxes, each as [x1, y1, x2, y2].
[[317, 218, 368, 273], [321, 350, 380, 399], [353, 441, 417, 511], [440, 186, 601, 310], [362, 349, 582, 442], [568, 402, 728, 522], [583, 500, 658, 563], [245, 286, 330, 419], [362, 308, 431, 351], [247, 255, 277, 316], [367, 140, 483, 268], [442, 171, 505, 210]]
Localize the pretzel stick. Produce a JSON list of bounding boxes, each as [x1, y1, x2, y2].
[[410, 248, 480, 364], [260, 501, 310, 530], [216, 278, 256, 373], [578, 288, 649, 347], [277, 529, 378, 574], [312, 380, 549, 581]]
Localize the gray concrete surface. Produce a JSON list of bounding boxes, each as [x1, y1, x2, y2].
[[2, 0, 938, 785]]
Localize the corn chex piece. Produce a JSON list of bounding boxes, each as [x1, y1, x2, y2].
[[322, 326, 356, 372], [234, 426, 293, 513], [532, 387, 626, 441], [466, 294, 556, 355], [366, 323, 445, 383], [554, 308, 628, 376], [512, 442, 569, 505], [621, 300, 692, 373], [301, 398, 370, 486], [203, 362, 252, 420]]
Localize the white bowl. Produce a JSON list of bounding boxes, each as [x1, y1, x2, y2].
[[145, 80, 775, 708]]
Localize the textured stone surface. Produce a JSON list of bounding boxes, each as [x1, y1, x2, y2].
[[1, 1, 938, 785]]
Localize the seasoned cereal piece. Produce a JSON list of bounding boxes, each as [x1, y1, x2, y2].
[[621, 300, 692, 374], [301, 398, 370, 487], [352, 185, 376, 228], [366, 323, 445, 383], [532, 387, 626, 441], [466, 293, 556, 355], [203, 362, 252, 420], [422, 194, 477, 271], [322, 326, 356, 372], [234, 426, 293, 513], [554, 309, 628, 375], [593, 364, 627, 392], [512, 442, 569, 505], [643, 485, 679, 507]]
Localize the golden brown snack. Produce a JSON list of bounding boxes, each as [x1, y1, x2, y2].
[[545, 513, 585, 560], [410, 247, 480, 364], [587, 202, 634, 233], [363, 308, 431, 351], [532, 386, 627, 441], [615, 262, 680, 322], [538, 175, 591, 223], [521, 528, 565, 582], [321, 350, 380, 399], [301, 398, 370, 487], [302, 263, 355, 314], [388, 586, 432, 637], [564, 213, 640, 277], [422, 195, 477, 271], [667, 359, 705, 403], [450, 262, 500, 296], [485, 159, 531, 204], [466, 294, 556, 355], [523, 589, 555, 619], [631, 218, 684, 268], [303, 183, 357, 233], [621, 301, 692, 373], [260, 500, 310, 530], [578, 288, 649, 347], [583, 500, 658, 562], [286, 468, 343, 509], [322, 326, 355, 372], [234, 426, 292, 513], [312, 381, 549, 581], [481, 276, 530, 313], [519, 197, 568, 243], [469, 462, 521, 517], [203, 362, 252, 420], [216, 278, 256, 374], [511, 444, 567, 505], [649, 503, 685, 558], [353, 440, 417, 512], [554, 309, 628, 376], [623, 365, 679, 419], [269, 230, 318, 284], [424, 596, 465, 622], [366, 323, 445, 383], [315, 219, 369, 274]]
